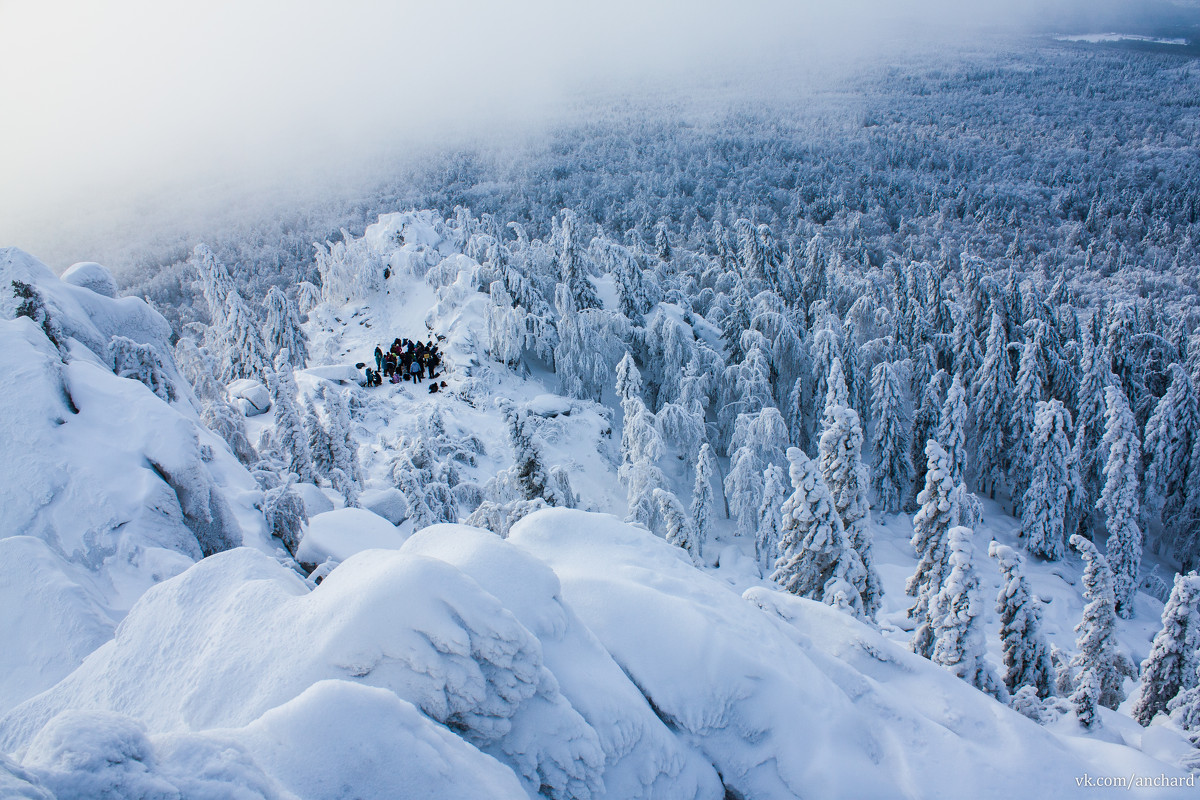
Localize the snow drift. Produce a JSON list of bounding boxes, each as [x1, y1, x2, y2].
[[3, 508, 1182, 798]]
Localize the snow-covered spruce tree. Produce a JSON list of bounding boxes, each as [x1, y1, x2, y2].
[[1168, 666, 1200, 748], [907, 441, 959, 658], [989, 542, 1055, 699], [841, 317, 869, 419], [305, 399, 334, 479], [809, 323, 841, 442], [295, 281, 321, 315], [619, 394, 666, 529], [1097, 384, 1143, 620], [657, 399, 706, 465], [174, 338, 223, 402], [1131, 572, 1200, 726], [202, 397, 257, 466], [258, 478, 308, 557], [488, 281, 525, 368], [1023, 400, 1075, 561], [725, 441, 765, 540], [654, 488, 699, 564], [757, 464, 787, 574], [262, 286, 308, 368], [324, 388, 361, 486], [819, 402, 881, 619], [1070, 534, 1131, 728], [732, 407, 790, 473], [907, 370, 947, 511], [554, 208, 601, 312], [594, 237, 655, 324], [615, 351, 642, 403], [973, 310, 1013, 499], [870, 360, 911, 514], [1073, 327, 1112, 533], [933, 526, 1008, 701], [690, 443, 715, 559], [1144, 364, 1199, 524], [265, 350, 314, 483], [554, 295, 612, 402], [771, 447, 866, 616], [1009, 335, 1046, 514], [822, 356, 850, 423], [193, 244, 271, 384], [108, 335, 175, 402], [937, 372, 969, 488], [502, 401, 570, 507]]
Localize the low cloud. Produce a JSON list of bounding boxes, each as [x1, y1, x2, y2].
[[0, 0, 1177, 267]]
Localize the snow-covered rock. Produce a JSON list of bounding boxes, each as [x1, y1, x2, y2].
[[292, 481, 335, 517], [0, 248, 273, 715], [300, 364, 363, 385], [359, 487, 410, 525], [228, 378, 271, 416], [59, 262, 119, 299], [294, 507, 406, 564], [526, 394, 574, 418]]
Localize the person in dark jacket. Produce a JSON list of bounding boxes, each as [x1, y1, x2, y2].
[[374, 346, 384, 373]]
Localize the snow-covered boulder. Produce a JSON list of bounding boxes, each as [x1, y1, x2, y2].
[[526, 394, 573, 418], [300, 364, 362, 385], [359, 487, 409, 525], [227, 378, 271, 416], [60, 262, 119, 299], [292, 482, 334, 517], [0, 546, 601, 798], [402, 524, 723, 800], [294, 507, 406, 565]]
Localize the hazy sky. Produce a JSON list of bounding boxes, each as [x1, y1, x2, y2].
[[0, 0, 1182, 266]]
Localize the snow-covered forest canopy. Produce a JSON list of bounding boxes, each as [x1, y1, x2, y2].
[[6, 24, 1200, 799]]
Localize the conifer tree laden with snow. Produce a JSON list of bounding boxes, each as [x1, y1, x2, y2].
[[108, 335, 176, 402], [1097, 385, 1143, 619], [690, 443, 716, 561], [1073, 327, 1112, 534], [989, 542, 1054, 699], [1143, 364, 1199, 524], [937, 372, 969, 487], [907, 370, 947, 511], [907, 441, 960, 658], [654, 488, 699, 564], [870, 360, 911, 515], [1009, 334, 1046, 513], [265, 350, 314, 484], [262, 286, 308, 368], [1070, 534, 1131, 728], [193, 244, 271, 384], [819, 402, 881, 619], [772, 448, 865, 615], [933, 526, 1008, 701], [973, 311, 1013, 499], [617, 360, 667, 528], [1023, 400, 1075, 561], [1131, 572, 1200, 726], [757, 464, 787, 574]]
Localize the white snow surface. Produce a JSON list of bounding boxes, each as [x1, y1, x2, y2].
[[0, 248, 277, 717]]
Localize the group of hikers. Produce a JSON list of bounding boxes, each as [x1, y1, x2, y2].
[[363, 337, 447, 393]]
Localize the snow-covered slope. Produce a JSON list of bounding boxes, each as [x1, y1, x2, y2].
[[0, 249, 280, 714]]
